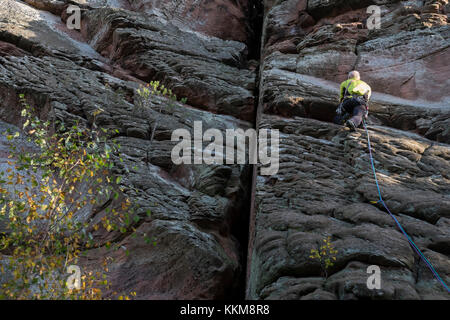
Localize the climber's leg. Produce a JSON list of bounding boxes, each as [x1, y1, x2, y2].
[[341, 98, 359, 113], [348, 105, 366, 128], [341, 98, 359, 131]]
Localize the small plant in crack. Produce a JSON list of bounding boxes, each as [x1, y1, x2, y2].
[[133, 81, 187, 166], [309, 236, 338, 279]]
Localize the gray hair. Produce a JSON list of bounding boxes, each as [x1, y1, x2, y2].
[[348, 70, 360, 80]]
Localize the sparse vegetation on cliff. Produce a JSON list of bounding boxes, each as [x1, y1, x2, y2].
[[0, 95, 133, 299]]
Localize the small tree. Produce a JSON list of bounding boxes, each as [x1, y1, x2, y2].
[[134, 81, 187, 165], [309, 236, 338, 278], [0, 95, 134, 299]]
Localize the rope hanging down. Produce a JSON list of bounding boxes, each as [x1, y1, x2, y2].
[[363, 121, 450, 293]]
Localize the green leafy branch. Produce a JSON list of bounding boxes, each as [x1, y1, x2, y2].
[[309, 236, 338, 278]]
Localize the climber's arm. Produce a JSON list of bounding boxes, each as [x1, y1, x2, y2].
[[339, 81, 346, 102], [366, 86, 372, 101]]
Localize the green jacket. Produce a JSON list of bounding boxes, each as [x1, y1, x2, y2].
[[339, 78, 372, 101]]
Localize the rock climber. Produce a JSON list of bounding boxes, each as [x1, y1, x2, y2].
[[334, 70, 372, 131]]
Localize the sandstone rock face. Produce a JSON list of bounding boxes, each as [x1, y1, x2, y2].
[[0, 0, 254, 299], [0, 0, 449, 300], [247, 117, 450, 299], [0, 52, 252, 299], [247, 0, 450, 300], [80, 7, 256, 121], [126, 0, 252, 43]]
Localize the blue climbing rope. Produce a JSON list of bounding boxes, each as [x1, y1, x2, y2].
[[363, 121, 450, 293]]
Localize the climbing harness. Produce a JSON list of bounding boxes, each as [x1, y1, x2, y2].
[[363, 121, 450, 293]]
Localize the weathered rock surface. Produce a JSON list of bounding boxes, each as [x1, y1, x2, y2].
[[247, 116, 450, 299], [0, 52, 253, 298], [0, 0, 449, 300], [125, 0, 252, 43], [265, 0, 450, 104]]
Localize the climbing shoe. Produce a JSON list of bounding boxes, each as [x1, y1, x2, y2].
[[345, 119, 356, 132]]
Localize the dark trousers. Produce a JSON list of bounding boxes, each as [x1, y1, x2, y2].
[[342, 97, 367, 127]]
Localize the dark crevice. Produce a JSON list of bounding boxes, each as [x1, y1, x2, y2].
[[232, 1, 265, 300], [245, 0, 264, 61], [229, 166, 253, 300], [427, 242, 450, 256], [244, 0, 266, 300]]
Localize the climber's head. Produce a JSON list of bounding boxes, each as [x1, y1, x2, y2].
[[348, 70, 360, 80]]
